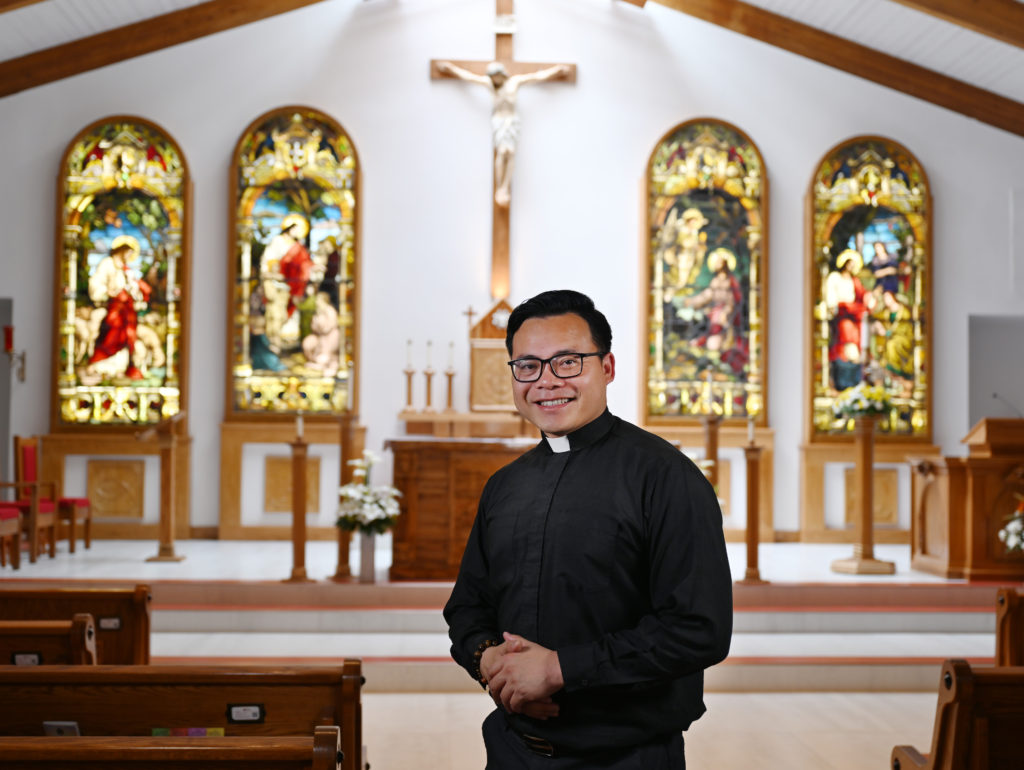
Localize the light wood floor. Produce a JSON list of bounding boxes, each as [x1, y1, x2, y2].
[[363, 691, 937, 769]]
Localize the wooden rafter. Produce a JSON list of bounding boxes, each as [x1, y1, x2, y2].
[[0, 0, 46, 13], [0, 0, 330, 99], [649, 0, 1024, 139], [886, 0, 1024, 50]]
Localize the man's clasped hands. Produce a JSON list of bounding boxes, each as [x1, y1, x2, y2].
[[479, 631, 565, 719]]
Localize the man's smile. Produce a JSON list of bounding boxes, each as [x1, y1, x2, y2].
[[536, 397, 573, 407]]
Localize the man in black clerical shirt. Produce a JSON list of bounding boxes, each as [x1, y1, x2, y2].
[[444, 290, 732, 769]]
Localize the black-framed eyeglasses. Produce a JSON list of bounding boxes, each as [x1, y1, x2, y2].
[[507, 352, 605, 383]]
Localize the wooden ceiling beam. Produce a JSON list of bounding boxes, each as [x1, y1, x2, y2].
[[0, 0, 47, 13], [650, 0, 1024, 139], [0, 0, 330, 99], [885, 0, 1024, 50]]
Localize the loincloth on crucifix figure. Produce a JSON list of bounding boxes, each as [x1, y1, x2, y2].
[[435, 59, 570, 207]]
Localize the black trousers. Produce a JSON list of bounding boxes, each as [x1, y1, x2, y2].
[[482, 709, 685, 769]]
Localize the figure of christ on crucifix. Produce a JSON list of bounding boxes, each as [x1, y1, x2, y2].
[[431, 0, 575, 302], [435, 59, 571, 208]]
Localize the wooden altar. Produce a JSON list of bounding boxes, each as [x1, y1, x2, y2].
[[909, 418, 1024, 581], [387, 437, 536, 580]]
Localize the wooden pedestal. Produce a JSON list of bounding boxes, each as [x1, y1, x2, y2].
[[831, 416, 895, 575]]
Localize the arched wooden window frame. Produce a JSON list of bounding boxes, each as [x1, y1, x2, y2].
[[643, 118, 769, 427], [806, 135, 932, 443], [51, 116, 191, 429], [226, 105, 360, 420]]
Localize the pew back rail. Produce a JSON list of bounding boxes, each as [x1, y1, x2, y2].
[[0, 662, 363, 770], [0, 585, 150, 664], [0, 724, 341, 770]]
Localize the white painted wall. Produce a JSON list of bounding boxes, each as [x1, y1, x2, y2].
[[1, 0, 1022, 532]]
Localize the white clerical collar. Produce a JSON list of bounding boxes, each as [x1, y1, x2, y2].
[[546, 435, 570, 453]]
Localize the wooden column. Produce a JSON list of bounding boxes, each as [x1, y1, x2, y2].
[[283, 438, 312, 583], [703, 414, 721, 489], [144, 413, 186, 563], [737, 443, 768, 585], [832, 415, 895, 574], [331, 412, 359, 581]]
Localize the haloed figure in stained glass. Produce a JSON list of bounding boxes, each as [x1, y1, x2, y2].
[[824, 249, 875, 391], [259, 213, 317, 354], [83, 235, 156, 381], [681, 247, 745, 372]]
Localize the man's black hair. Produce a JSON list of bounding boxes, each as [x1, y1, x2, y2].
[[505, 289, 612, 356]]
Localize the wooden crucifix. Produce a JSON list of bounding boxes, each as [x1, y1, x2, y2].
[[431, 0, 576, 301]]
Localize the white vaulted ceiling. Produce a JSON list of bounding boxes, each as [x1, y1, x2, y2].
[[740, 0, 1024, 104], [1, 0, 1022, 136]]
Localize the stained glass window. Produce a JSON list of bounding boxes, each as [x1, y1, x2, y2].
[[645, 119, 766, 423], [229, 107, 358, 416], [55, 118, 188, 426], [809, 136, 931, 438]]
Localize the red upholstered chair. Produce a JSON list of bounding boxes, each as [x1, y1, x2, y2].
[[13, 435, 91, 558], [0, 479, 54, 563], [14, 435, 92, 554], [0, 506, 22, 569]]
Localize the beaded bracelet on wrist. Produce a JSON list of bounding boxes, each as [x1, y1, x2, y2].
[[472, 638, 499, 689]]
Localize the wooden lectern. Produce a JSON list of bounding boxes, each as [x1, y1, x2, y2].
[[909, 418, 1024, 581]]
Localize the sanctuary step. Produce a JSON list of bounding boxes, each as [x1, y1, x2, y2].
[[1, 540, 1008, 693], [147, 584, 997, 693]]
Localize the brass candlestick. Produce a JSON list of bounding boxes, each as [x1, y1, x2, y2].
[[737, 442, 768, 586], [444, 368, 456, 412], [403, 367, 415, 409], [423, 367, 436, 413]]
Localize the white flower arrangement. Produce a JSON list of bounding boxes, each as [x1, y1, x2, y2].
[[336, 450, 402, 535], [997, 494, 1024, 554], [833, 381, 891, 419]]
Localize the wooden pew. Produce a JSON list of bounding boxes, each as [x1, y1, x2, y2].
[[0, 613, 97, 665], [0, 661, 364, 770], [0, 724, 341, 770], [995, 586, 1024, 666], [0, 585, 150, 663], [891, 658, 1024, 770]]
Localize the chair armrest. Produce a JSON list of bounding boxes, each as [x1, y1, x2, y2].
[[0, 480, 57, 499], [891, 745, 928, 769]]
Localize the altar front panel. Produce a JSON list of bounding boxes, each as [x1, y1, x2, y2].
[[388, 438, 533, 581]]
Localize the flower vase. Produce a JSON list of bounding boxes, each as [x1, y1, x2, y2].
[[359, 531, 376, 584]]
